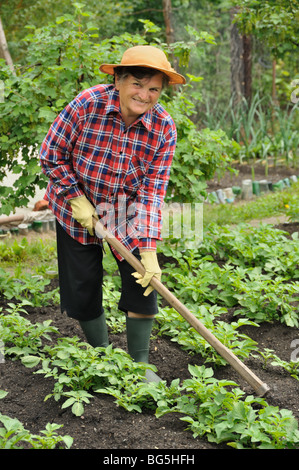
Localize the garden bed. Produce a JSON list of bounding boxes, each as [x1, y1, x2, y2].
[[1, 225, 298, 451], [206, 160, 298, 193], [0, 162, 299, 451], [1, 299, 299, 451]]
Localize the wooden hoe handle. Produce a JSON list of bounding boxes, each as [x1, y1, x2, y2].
[[93, 219, 270, 397]]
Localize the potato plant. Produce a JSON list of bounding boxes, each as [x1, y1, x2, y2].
[[0, 220, 299, 449], [0, 391, 73, 449], [1, 305, 299, 449], [160, 222, 299, 327]]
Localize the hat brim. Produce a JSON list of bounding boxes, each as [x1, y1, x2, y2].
[[99, 63, 186, 85]]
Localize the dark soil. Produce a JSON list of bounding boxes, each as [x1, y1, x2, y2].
[[1, 162, 299, 454]]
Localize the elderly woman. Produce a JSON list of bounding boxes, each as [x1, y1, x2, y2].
[[39, 45, 185, 382]]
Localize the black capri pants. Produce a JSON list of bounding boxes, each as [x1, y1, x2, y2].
[[56, 220, 158, 321]]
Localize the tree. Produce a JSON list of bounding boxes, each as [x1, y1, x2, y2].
[[230, 7, 252, 107], [232, 0, 299, 55], [0, 5, 235, 213], [0, 0, 136, 63], [0, 16, 15, 75], [232, 0, 299, 102], [163, 0, 175, 46]]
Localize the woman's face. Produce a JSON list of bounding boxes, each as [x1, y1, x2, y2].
[[115, 72, 163, 126]]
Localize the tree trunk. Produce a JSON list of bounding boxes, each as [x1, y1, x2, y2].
[[243, 34, 252, 107], [162, 0, 174, 46], [230, 8, 244, 106], [272, 59, 277, 104], [162, 0, 178, 91], [230, 8, 252, 107], [0, 16, 16, 75]]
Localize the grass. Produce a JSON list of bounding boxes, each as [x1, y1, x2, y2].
[[0, 234, 57, 275]]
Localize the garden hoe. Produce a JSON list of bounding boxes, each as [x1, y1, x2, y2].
[[93, 218, 270, 397]]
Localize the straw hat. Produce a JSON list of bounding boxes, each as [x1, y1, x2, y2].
[[100, 45, 186, 85]]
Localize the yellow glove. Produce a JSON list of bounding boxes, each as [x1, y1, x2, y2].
[[132, 251, 161, 297], [69, 195, 98, 235]]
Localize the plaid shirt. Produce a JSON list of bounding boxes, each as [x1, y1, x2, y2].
[[39, 84, 177, 259]]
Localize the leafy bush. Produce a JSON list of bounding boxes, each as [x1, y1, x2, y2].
[[160, 365, 299, 449], [156, 304, 258, 365], [0, 5, 236, 213], [200, 223, 299, 280], [0, 268, 59, 307], [0, 302, 59, 358]]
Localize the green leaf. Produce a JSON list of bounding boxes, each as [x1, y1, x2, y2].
[[61, 397, 76, 409], [62, 435, 73, 449], [38, 106, 57, 122], [72, 402, 84, 417], [21, 355, 41, 368]]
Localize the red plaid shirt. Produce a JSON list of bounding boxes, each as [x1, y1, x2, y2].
[[39, 84, 177, 259]]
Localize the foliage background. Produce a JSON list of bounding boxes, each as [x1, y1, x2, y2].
[[0, 0, 298, 214]]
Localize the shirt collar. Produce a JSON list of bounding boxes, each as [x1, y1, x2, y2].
[[104, 87, 120, 115], [104, 87, 153, 132]]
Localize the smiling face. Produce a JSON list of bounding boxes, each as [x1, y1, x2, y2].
[[115, 72, 163, 127]]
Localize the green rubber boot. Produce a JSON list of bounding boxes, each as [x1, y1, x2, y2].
[[126, 316, 161, 383], [79, 313, 109, 348]]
